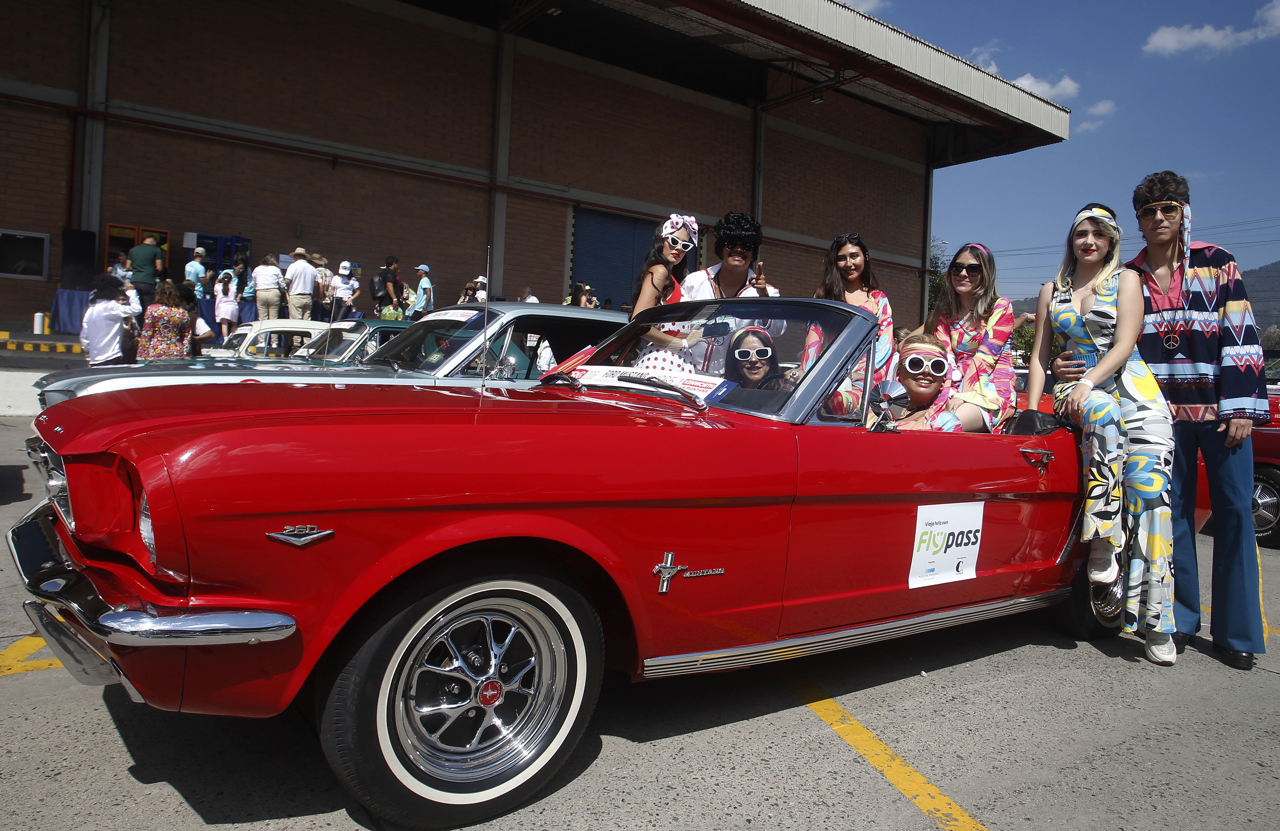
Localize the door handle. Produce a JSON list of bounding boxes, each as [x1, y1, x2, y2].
[[1020, 447, 1054, 472]]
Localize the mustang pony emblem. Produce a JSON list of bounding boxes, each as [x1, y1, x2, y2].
[[653, 552, 687, 594], [266, 525, 335, 549]]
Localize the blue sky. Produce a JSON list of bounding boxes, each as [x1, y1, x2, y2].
[[857, 0, 1280, 299]]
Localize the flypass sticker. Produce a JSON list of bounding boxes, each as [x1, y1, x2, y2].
[[908, 502, 984, 589]]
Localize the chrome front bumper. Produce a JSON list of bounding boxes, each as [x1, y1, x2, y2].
[[8, 501, 298, 695]]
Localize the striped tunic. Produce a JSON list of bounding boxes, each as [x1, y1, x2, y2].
[[1128, 241, 1269, 424]]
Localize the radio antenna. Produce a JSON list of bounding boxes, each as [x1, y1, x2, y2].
[[480, 246, 491, 398]]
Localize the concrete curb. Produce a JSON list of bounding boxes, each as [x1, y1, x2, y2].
[[0, 371, 46, 417]]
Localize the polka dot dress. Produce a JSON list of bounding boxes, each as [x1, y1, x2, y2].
[[632, 281, 696, 374]]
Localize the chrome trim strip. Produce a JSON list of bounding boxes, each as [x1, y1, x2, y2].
[[10, 500, 298, 647], [92, 609, 297, 646], [642, 590, 1071, 679]]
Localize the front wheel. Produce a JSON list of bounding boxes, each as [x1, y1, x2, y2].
[[1253, 467, 1280, 548], [319, 573, 603, 830]]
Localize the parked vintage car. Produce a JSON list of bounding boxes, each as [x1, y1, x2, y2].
[[33, 304, 627, 409], [202, 318, 333, 358], [6, 297, 1147, 828]]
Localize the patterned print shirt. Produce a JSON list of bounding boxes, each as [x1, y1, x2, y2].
[[1128, 242, 1269, 423]]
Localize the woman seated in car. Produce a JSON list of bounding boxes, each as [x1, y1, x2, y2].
[[884, 334, 963, 432], [725, 327, 792, 391]]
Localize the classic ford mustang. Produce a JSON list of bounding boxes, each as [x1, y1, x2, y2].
[[12, 297, 1113, 829]]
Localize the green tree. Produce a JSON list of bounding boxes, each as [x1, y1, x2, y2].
[[1261, 325, 1280, 351]]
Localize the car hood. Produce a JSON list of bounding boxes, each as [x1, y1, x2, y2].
[[35, 381, 726, 456]]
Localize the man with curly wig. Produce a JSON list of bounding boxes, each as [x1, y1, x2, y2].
[[681, 211, 784, 376]]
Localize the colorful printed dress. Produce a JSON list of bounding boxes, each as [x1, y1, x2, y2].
[[1049, 275, 1176, 634], [801, 290, 894, 385], [633, 279, 696, 374], [933, 297, 1017, 431], [138, 304, 191, 361]]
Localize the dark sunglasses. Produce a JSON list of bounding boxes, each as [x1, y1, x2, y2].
[[735, 346, 773, 361], [1137, 202, 1182, 220], [903, 354, 948, 377], [949, 263, 983, 278], [664, 235, 695, 252], [723, 243, 754, 256]]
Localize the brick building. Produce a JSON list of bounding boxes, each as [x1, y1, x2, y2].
[[0, 0, 1068, 329]]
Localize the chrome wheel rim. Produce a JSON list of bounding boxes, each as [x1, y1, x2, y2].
[[393, 596, 568, 784], [1090, 567, 1125, 625], [1253, 479, 1279, 536]]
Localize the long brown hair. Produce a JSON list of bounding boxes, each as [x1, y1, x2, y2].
[[815, 232, 878, 300], [925, 243, 999, 333]]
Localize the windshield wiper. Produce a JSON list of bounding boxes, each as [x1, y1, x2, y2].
[[537, 371, 585, 391], [617, 374, 708, 412]]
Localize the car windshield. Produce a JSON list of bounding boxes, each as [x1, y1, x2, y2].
[[364, 308, 498, 372], [570, 299, 858, 416], [294, 321, 368, 359]]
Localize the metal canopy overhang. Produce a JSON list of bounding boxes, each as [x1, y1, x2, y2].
[[582, 0, 1071, 167]]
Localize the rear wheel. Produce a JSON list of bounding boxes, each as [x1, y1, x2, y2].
[[1055, 550, 1124, 640], [1253, 467, 1280, 548], [319, 572, 603, 830]]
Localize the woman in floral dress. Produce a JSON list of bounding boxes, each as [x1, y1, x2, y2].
[[801, 232, 893, 385], [928, 243, 1017, 432], [137, 280, 191, 361], [1027, 204, 1177, 665]]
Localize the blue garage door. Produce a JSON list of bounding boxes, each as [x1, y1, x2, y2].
[[571, 208, 697, 309]]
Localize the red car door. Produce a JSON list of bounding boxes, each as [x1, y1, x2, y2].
[[781, 426, 1079, 636]]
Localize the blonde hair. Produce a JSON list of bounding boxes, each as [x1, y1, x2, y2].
[[1054, 204, 1123, 292]]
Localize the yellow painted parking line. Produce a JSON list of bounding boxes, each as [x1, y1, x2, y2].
[[1200, 605, 1279, 638], [790, 681, 986, 831], [0, 635, 62, 676]]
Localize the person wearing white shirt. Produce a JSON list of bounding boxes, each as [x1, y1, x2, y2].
[[475, 275, 489, 303], [520, 286, 540, 303], [681, 212, 784, 376], [285, 246, 319, 320], [253, 254, 287, 321], [81, 274, 142, 366], [330, 261, 361, 321]]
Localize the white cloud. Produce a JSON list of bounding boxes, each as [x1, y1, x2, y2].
[[1087, 100, 1116, 116], [1075, 121, 1104, 133], [842, 0, 890, 15], [1144, 0, 1280, 56], [1012, 73, 1080, 100], [966, 40, 1001, 74]]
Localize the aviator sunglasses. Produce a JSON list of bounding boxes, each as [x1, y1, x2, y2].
[[903, 354, 948, 377], [664, 234, 695, 252], [1137, 201, 1182, 220], [735, 346, 773, 361]]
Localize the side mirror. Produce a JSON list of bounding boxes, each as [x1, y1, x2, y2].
[[490, 355, 518, 380]]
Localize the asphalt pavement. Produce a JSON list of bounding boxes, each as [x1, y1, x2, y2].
[[0, 416, 1276, 831]]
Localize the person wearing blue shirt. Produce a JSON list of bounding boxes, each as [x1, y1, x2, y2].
[[409, 264, 434, 320], [186, 247, 208, 298]]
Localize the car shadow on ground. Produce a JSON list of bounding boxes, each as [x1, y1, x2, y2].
[[103, 686, 380, 828], [99, 609, 1073, 828]]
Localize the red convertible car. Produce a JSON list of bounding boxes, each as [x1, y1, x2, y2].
[[12, 298, 1118, 829]]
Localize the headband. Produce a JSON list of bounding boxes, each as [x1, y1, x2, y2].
[[733, 325, 773, 346], [963, 242, 990, 257], [1072, 207, 1121, 235], [898, 340, 947, 359], [661, 214, 699, 249]]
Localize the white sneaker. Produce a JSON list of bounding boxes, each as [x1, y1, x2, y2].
[[1145, 632, 1177, 666], [1087, 539, 1119, 584]]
